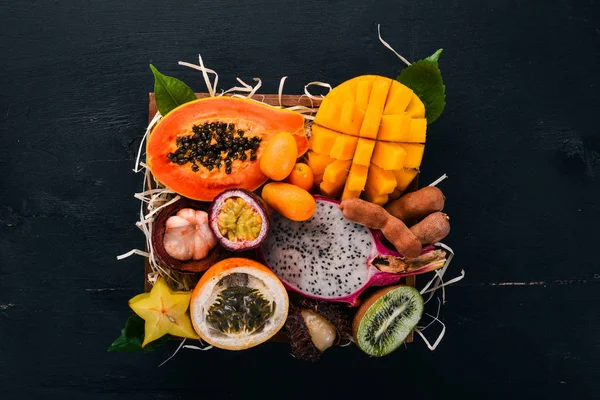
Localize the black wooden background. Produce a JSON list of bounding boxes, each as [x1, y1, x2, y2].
[[1, 0, 599, 398]]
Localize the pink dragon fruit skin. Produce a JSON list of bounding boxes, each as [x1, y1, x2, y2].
[[257, 195, 445, 306]]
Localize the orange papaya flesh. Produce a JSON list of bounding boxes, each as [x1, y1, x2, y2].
[[147, 97, 307, 201]]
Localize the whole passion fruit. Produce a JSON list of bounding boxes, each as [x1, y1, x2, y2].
[[208, 189, 270, 251], [152, 198, 230, 273]]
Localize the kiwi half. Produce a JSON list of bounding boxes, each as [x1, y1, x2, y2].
[[352, 285, 424, 357]]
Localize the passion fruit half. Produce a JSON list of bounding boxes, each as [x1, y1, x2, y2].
[[190, 258, 289, 350], [152, 198, 230, 273], [208, 189, 270, 251]]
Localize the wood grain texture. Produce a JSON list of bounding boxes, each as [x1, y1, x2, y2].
[[1, 0, 599, 398]]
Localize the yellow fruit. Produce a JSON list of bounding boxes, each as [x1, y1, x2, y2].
[[383, 81, 414, 115], [341, 184, 361, 200], [320, 179, 345, 198], [406, 94, 426, 118], [329, 134, 359, 160], [358, 77, 392, 139], [371, 142, 407, 171], [307, 151, 335, 176], [392, 168, 419, 192], [129, 278, 199, 347], [346, 164, 369, 191], [398, 143, 425, 169], [262, 182, 316, 221], [310, 75, 428, 204], [366, 164, 397, 195], [285, 163, 314, 191], [259, 132, 298, 181], [309, 125, 339, 155], [363, 186, 389, 206], [322, 160, 352, 184], [353, 138, 376, 166]]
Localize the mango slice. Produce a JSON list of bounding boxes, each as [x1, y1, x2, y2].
[[341, 183, 362, 201], [322, 159, 352, 184], [392, 168, 419, 192], [383, 80, 414, 115], [406, 94, 426, 118], [358, 77, 392, 139], [310, 125, 339, 155], [356, 79, 375, 110], [346, 164, 369, 191], [329, 134, 359, 160], [366, 164, 397, 195], [363, 185, 389, 206], [397, 144, 425, 169], [371, 142, 407, 171], [353, 138, 376, 166], [129, 278, 199, 347], [307, 151, 335, 176], [378, 114, 426, 143], [409, 118, 427, 143]]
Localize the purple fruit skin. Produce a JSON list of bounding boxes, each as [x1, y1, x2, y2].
[[208, 188, 270, 252]]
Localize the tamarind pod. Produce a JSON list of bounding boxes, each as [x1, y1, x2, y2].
[[385, 186, 445, 222], [339, 198, 389, 229], [380, 218, 422, 258], [410, 212, 450, 245]]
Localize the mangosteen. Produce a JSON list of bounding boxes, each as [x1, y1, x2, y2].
[[152, 198, 230, 274], [208, 189, 270, 252]]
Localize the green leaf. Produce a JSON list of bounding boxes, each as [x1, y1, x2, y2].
[[397, 49, 446, 124], [150, 64, 197, 116], [107, 314, 169, 352], [423, 48, 443, 67]]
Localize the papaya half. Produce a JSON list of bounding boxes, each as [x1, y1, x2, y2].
[[147, 97, 308, 201]]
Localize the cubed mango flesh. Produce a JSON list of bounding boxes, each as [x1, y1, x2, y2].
[[356, 79, 375, 111], [352, 138, 376, 166], [383, 81, 414, 115], [322, 159, 351, 184], [371, 142, 407, 171], [320, 180, 344, 198], [366, 164, 397, 195], [307, 151, 335, 178], [337, 101, 364, 136], [341, 182, 361, 201], [329, 131, 359, 160], [358, 77, 392, 139], [363, 184, 389, 205], [405, 94, 425, 118], [397, 144, 425, 169], [346, 164, 369, 191], [377, 113, 411, 142], [311, 76, 428, 203], [392, 168, 418, 192], [309, 125, 339, 154]]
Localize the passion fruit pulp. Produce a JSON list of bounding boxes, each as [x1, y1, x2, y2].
[[190, 258, 289, 350], [208, 189, 270, 251]]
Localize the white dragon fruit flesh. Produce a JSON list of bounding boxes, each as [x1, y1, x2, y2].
[[257, 196, 447, 306]]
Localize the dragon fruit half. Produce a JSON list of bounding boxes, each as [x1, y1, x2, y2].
[[257, 196, 447, 306]]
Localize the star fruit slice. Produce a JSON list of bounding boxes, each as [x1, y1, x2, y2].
[[129, 278, 199, 347]]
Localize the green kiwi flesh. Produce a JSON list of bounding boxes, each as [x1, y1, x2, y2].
[[355, 286, 424, 357]]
